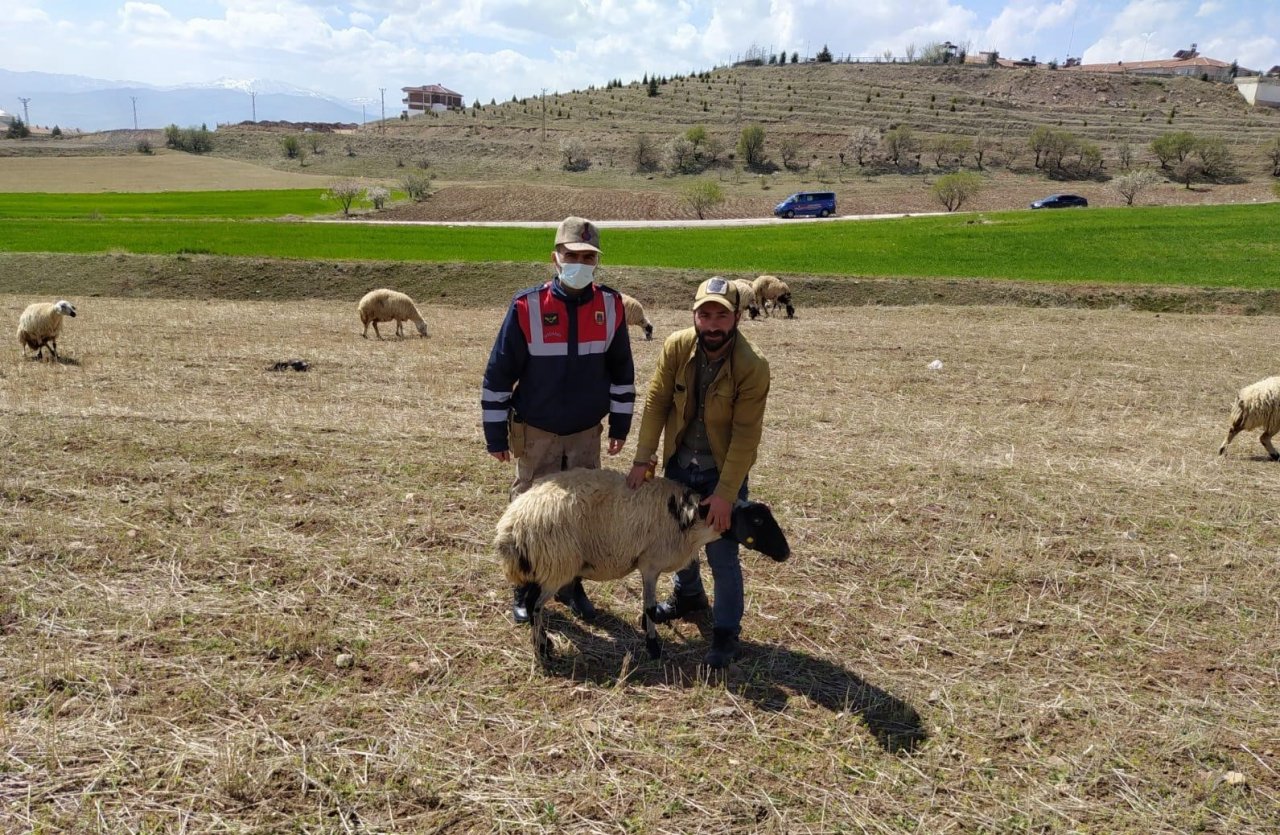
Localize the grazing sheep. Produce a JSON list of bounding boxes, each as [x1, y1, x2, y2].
[[730, 279, 757, 317], [1219, 376, 1280, 460], [358, 289, 429, 339], [496, 468, 790, 664], [17, 300, 77, 360], [750, 275, 795, 319], [620, 293, 654, 341]]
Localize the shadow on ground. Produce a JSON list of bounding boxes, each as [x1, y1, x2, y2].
[[536, 608, 926, 754]]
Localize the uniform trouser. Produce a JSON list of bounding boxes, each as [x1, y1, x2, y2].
[[509, 423, 603, 500], [663, 459, 748, 636]]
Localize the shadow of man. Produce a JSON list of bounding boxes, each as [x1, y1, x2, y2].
[[534, 609, 926, 755]]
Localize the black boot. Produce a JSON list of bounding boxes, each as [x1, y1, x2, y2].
[[511, 586, 530, 625], [705, 628, 741, 670], [649, 590, 710, 624], [554, 578, 597, 622]]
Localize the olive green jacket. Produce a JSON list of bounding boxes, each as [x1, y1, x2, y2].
[[633, 327, 770, 504]]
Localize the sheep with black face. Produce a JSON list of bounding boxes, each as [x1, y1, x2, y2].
[[495, 468, 789, 665]]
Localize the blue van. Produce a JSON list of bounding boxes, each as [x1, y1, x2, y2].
[[773, 191, 837, 218]]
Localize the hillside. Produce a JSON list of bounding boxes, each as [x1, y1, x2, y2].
[[4, 62, 1278, 220]]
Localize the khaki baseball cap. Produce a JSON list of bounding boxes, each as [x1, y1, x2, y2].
[[693, 276, 740, 312], [554, 216, 601, 253]]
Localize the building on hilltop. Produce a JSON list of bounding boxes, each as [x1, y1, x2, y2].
[[1061, 47, 1241, 83], [0, 109, 14, 129], [402, 84, 464, 115]]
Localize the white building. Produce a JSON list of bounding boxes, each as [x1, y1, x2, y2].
[[0, 109, 14, 128]]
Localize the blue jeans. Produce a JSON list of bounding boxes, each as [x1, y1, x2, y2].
[[664, 460, 748, 636]]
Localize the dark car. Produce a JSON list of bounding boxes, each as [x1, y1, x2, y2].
[[1030, 194, 1088, 209]]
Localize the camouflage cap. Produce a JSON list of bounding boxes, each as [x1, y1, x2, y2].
[[554, 216, 601, 253]]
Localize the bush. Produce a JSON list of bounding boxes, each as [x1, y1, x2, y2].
[[680, 180, 725, 219], [136, 139, 153, 155], [737, 124, 767, 169], [282, 135, 301, 159], [163, 124, 213, 154], [400, 173, 432, 202], [4, 118, 30, 139], [931, 172, 982, 212], [365, 186, 389, 210]]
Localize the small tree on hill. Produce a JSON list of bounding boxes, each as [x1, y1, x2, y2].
[[931, 172, 982, 212], [632, 133, 660, 172], [681, 180, 725, 219], [282, 135, 301, 159], [325, 179, 364, 216], [1150, 131, 1197, 170], [647, 77, 659, 97], [816, 44, 833, 63], [737, 124, 767, 169], [365, 186, 389, 210], [881, 125, 916, 167], [560, 136, 590, 171], [400, 173, 431, 202], [1111, 169, 1162, 205], [5, 118, 30, 139], [847, 126, 880, 166]]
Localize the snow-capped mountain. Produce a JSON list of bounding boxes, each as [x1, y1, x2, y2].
[[0, 68, 365, 132]]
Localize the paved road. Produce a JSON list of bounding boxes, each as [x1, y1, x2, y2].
[[318, 212, 948, 228]]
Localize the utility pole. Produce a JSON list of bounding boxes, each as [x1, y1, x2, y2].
[[379, 87, 386, 132], [541, 88, 547, 142], [18, 97, 30, 126], [130, 96, 138, 130], [250, 90, 257, 122]]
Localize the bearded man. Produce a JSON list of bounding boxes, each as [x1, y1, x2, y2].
[[625, 276, 772, 669]]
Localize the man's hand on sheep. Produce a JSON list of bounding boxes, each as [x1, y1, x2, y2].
[[625, 463, 652, 489], [703, 494, 732, 533], [607, 437, 625, 456], [490, 450, 512, 462]]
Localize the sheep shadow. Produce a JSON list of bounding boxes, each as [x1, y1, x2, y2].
[[24, 354, 81, 367], [538, 608, 926, 754]]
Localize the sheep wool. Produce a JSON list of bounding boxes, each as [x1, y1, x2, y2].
[[620, 293, 654, 341], [17, 300, 77, 360], [1220, 375, 1280, 460], [496, 468, 722, 662], [357, 289, 429, 339], [730, 279, 757, 314], [750, 275, 793, 319]]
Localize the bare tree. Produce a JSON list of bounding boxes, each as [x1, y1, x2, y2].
[[737, 124, 767, 169], [1111, 169, 1162, 206], [559, 137, 590, 171], [666, 136, 698, 173], [632, 133, 660, 172], [778, 136, 803, 170]]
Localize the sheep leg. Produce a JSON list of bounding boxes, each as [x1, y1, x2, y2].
[[372, 322, 382, 340], [524, 583, 555, 664], [361, 322, 369, 338], [396, 320, 405, 338], [640, 569, 662, 660], [1261, 433, 1280, 461]]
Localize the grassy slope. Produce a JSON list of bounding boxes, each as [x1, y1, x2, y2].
[[3, 204, 1279, 288]]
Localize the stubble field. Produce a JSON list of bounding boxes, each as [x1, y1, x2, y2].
[[2, 295, 1278, 832]]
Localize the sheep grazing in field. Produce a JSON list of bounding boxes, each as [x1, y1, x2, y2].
[[620, 293, 654, 341], [749, 275, 795, 319], [17, 300, 77, 360], [1219, 376, 1280, 460], [730, 279, 757, 315], [357, 288, 429, 339], [495, 468, 790, 665]]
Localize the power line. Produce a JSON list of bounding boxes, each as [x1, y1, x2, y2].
[[130, 96, 138, 130], [379, 87, 386, 132], [18, 97, 30, 125], [250, 90, 257, 122]]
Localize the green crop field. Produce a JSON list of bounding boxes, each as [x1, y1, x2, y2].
[[0, 189, 345, 219], [3, 204, 1279, 287]]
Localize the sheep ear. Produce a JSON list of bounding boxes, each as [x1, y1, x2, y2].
[[669, 490, 701, 531]]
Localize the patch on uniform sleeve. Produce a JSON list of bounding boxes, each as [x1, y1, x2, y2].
[[543, 312, 559, 326], [595, 311, 605, 325]]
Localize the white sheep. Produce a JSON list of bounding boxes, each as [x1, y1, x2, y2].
[[357, 288, 429, 339], [495, 468, 789, 664], [620, 293, 654, 341], [17, 300, 77, 360], [750, 275, 794, 319], [730, 279, 757, 315], [1219, 376, 1280, 460]]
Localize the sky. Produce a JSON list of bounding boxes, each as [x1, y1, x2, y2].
[[7, 0, 1278, 106]]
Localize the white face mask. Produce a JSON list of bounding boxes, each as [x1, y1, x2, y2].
[[556, 256, 595, 290]]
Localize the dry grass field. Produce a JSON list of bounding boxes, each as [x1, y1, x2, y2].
[[3, 295, 1278, 832]]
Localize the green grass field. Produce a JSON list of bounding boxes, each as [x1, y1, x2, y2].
[[0, 189, 337, 219], [2, 203, 1279, 287]]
